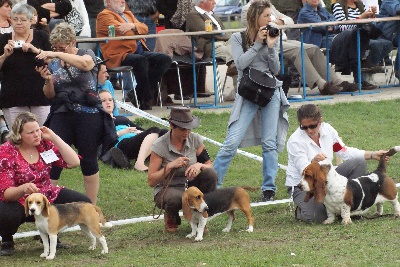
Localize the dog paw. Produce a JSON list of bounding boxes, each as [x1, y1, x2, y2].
[[101, 249, 108, 254], [194, 236, 203, 242], [341, 218, 352, 225], [88, 245, 96, 250], [40, 253, 48, 258], [222, 228, 231, 232], [46, 255, 55, 260], [322, 219, 334, 225], [246, 227, 253, 233], [186, 234, 195, 239]]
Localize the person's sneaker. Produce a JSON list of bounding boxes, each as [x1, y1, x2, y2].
[[1, 241, 15, 256], [1, 130, 9, 144], [260, 190, 275, 202], [164, 212, 178, 233], [361, 81, 378, 90], [110, 147, 131, 169], [338, 81, 359, 92]]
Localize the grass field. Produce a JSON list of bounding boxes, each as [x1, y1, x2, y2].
[[3, 100, 400, 266]]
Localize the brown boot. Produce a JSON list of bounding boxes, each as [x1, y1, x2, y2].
[[164, 213, 178, 233]]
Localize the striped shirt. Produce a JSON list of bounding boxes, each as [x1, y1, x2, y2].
[[332, 3, 364, 31]]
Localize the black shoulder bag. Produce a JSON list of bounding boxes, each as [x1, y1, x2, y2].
[[237, 32, 277, 107]]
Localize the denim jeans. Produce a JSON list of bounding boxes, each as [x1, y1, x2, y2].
[[214, 88, 281, 191], [367, 38, 393, 65], [135, 15, 156, 52], [121, 51, 171, 103]]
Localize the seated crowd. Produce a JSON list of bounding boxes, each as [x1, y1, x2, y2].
[[0, 0, 399, 257]]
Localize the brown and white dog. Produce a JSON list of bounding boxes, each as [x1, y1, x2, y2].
[[299, 146, 400, 225], [25, 193, 112, 260], [182, 186, 256, 241]]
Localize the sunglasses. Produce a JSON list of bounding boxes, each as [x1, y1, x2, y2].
[[300, 123, 319, 130]]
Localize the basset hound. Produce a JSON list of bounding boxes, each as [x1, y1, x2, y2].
[[299, 146, 400, 225], [24, 193, 112, 260], [182, 186, 256, 241]]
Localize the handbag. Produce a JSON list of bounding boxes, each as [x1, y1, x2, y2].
[[65, 7, 83, 35], [238, 67, 276, 107], [237, 31, 277, 107]]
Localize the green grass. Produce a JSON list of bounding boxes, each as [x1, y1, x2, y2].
[[3, 100, 400, 266]]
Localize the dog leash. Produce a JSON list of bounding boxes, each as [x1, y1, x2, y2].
[[152, 166, 177, 219]]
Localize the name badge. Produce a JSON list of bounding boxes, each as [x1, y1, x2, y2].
[[40, 149, 59, 164]]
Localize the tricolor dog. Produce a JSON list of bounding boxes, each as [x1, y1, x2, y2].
[[182, 186, 256, 241], [24, 193, 112, 260], [299, 146, 400, 225]]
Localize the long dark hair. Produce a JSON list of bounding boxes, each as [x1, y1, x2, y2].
[[245, 0, 271, 49]]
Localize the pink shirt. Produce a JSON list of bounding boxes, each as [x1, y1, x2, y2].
[[0, 140, 68, 206]]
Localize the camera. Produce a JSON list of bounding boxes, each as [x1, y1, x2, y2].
[[264, 25, 280, 38], [35, 58, 47, 68], [14, 40, 24, 49]]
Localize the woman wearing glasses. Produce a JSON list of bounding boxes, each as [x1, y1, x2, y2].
[[35, 22, 117, 205], [0, 3, 51, 127], [285, 104, 387, 223]]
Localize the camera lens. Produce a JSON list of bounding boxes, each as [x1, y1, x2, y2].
[[268, 26, 280, 38]]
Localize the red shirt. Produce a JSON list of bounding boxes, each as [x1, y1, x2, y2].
[[0, 140, 68, 206]]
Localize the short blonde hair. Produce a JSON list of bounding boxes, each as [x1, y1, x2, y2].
[[8, 112, 39, 145], [50, 22, 76, 46]]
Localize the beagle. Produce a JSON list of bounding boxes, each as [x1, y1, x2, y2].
[[299, 146, 400, 225], [25, 193, 112, 260], [182, 186, 256, 241]]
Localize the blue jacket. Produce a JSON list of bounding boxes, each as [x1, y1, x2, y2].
[[377, 0, 400, 43], [297, 3, 337, 47]]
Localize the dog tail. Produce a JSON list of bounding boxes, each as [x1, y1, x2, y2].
[[376, 146, 400, 174], [94, 206, 113, 228], [240, 186, 260, 192]]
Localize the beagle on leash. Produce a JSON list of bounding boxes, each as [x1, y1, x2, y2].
[[25, 193, 112, 260], [299, 146, 400, 225], [182, 186, 256, 241]]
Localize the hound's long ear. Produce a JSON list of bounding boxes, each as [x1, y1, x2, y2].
[[181, 191, 192, 222], [42, 195, 50, 217], [304, 192, 314, 202], [24, 197, 30, 217], [314, 175, 327, 203]]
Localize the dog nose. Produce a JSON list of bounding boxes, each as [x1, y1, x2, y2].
[[205, 205, 209, 210], [297, 183, 302, 189], [30, 208, 35, 214]]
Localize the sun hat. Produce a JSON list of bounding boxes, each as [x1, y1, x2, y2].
[[168, 107, 200, 130]]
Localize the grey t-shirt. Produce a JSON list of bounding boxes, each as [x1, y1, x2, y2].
[[151, 131, 203, 195]]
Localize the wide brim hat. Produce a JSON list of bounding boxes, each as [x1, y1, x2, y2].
[[168, 107, 200, 130]]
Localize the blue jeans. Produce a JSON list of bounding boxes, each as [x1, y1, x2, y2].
[[135, 15, 156, 52], [121, 51, 171, 103], [368, 38, 393, 65], [213, 89, 281, 191]]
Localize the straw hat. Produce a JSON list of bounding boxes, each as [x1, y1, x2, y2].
[[168, 107, 200, 130]]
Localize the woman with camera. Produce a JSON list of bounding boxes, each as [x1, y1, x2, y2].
[[213, 0, 289, 202], [0, 3, 52, 127], [35, 22, 117, 205]]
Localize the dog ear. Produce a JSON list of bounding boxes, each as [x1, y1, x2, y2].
[[42, 195, 50, 217], [24, 196, 30, 217], [304, 191, 314, 202], [314, 176, 327, 203], [181, 191, 192, 222]]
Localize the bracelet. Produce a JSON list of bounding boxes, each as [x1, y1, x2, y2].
[[370, 151, 374, 159], [44, 78, 51, 85]]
